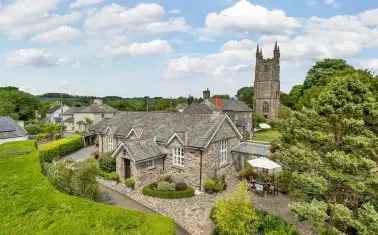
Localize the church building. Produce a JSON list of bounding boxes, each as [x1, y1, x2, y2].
[[253, 43, 281, 120]]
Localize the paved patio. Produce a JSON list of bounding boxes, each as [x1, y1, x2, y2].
[[99, 174, 314, 235]]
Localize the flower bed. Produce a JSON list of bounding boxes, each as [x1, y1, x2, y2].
[[143, 178, 194, 199]]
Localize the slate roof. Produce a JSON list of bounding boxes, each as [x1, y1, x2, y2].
[[76, 103, 118, 114], [231, 142, 271, 157], [0, 116, 27, 139], [63, 106, 84, 115], [124, 139, 165, 162], [182, 103, 213, 114], [222, 99, 252, 112], [90, 112, 233, 149], [183, 98, 251, 114]]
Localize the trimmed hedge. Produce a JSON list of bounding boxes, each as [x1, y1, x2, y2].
[[143, 183, 195, 199], [39, 135, 83, 163]]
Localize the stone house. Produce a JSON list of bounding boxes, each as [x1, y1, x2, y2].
[[63, 99, 118, 133], [90, 112, 244, 190], [46, 103, 70, 124], [0, 116, 28, 144], [182, 89, 253, 139]]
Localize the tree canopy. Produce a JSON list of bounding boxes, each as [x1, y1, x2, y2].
[[273, 63, 378, 234]]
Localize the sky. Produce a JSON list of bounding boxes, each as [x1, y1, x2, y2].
[[0, 0, 377, 98]]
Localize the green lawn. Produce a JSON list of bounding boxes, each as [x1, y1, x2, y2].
[[252, 129, 281, 143], [0, 141, 175, 235]]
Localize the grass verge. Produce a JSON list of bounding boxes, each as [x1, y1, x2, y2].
[[0, 141, 175, 234]]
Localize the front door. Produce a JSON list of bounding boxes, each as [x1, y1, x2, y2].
[[124, 159, 131, 178]]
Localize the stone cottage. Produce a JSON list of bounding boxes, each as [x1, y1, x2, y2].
[[182, 89, 253, 139], [90, 112, 244, 189]]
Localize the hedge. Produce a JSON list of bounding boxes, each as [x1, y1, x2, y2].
[[143, 183, 195, 199], [39, 135, 83, 163]]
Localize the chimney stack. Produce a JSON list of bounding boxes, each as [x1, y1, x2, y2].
[[214, 96, 224, 111], [203, 88, 210, 100]]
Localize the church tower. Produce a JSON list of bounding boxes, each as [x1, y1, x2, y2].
[[253, 42, 280, 120]]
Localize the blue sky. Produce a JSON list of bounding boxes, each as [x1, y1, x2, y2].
[[0, 0, 377, 98]]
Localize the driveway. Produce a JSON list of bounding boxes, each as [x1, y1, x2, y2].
[[60, 145, 96, 162]]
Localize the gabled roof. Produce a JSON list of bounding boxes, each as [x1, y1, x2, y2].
[[63, 106, 84, 115], [0, 116, 27, 139], [113, 140, 165, 162], [76, 103, 118, 114], [222, 99, 252, 112], [183, 98, 251, 114], [90, 112, 241, 149]]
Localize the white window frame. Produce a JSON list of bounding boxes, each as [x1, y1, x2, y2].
[[172, 147, 184, 167], [220, 139, 228, 165], [146, 159, 155, 169]]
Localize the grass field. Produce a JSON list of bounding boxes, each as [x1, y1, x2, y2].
[[252, 129, 281, 143], [0, 141, 175, 235]]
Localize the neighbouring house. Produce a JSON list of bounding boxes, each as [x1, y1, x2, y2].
[[46, 103, 71, 123], [0, 116, 28, 144], [231, 142, 271, 171], [63, 99, 118, 133], [182, 89, 253, 140], [89, 111, 246, 189]]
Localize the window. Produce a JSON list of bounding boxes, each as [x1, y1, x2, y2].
[[220, 139, 228, 165], [146, 159, 155, 169], [173, 147, 184, 167], [263, 101, 270, 113]]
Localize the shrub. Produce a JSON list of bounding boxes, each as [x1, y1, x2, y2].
[[256, 209, 299, 235], [175, 182, 188, 191], [39, 135, 83, 163], [143, 183, 195, 199], [212, 181, 258, 234], [157, 181, 175, 191], [98, 170, 119, 181], [159, 175, 173, 183], [46, 159, 99, 200], [239, 165, 257, 180], [125, 177, 135, 189], [36, 133, 49, 142], [98, 153, 116, 173], [204, 176, 226, 194]]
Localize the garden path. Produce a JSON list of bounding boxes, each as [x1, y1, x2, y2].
[[60, 145, 96, 162]]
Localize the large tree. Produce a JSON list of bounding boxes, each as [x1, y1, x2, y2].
[[0, 87, 40, 120], [274, 69, 378, 234]]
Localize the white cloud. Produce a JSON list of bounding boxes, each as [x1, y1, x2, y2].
[[205, 0, 300, 34], [0, 0, 82, 39], [84, 3, 164, 31], [70, 0, 104, 9], [31, 25, 81, 43], [5, 49, 60, 67], [364, 59, 378, 71], [359, 9, 378, 27], [164, 39, 255, 79], [144, 18, 190, 34], [105, 39, 174, 56], [84, 3, 189, 35]]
